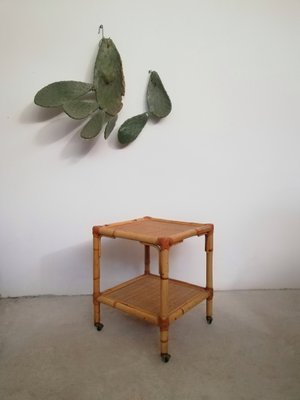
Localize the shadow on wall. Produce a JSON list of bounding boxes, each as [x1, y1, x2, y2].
[[40, 238, 144, 295], [20, 103, 125, 161], [20, 103, 100, 161], [20, 103, 63, 124]]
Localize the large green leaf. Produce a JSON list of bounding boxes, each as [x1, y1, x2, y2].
[[104, 115, 118, 139], [93, 38, 125, 116], [118, 113, 148, 144], [63, 98, 99, 119], [146, 71, 172, 118], [34, 81, 93, 107], [80, 110, 105, 139]]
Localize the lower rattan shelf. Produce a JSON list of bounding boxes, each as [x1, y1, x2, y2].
[[97, 273, 209, 326]]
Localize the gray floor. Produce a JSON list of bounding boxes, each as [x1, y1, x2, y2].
[[0, 291, 299, 400]]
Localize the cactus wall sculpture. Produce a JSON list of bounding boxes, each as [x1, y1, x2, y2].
[[34, 29, 171, 145]]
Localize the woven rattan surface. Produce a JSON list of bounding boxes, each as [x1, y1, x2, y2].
[[99, 274, 209, 320], [95, 217, 213, 245]]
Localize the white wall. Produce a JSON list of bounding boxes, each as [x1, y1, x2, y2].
[[0, 0, 299, 297]]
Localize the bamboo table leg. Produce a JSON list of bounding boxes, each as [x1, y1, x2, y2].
[[93, 230, 103, 331], [144, 245, 150, 274], [159, 246, 171, 362], [205, 230, 213, 324]]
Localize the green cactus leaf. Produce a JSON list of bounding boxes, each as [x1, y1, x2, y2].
[[104, 115, 118, 139], [93, 38, 125, 116], [63, 98, 99, 119], [34, 81, 93, 107], [118, 113, 149, 144], [80, 109, 105, 139], [147, 71, 172, 118]]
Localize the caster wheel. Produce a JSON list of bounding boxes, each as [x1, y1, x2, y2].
[[94, 322, 104, 331], [206, 316, 213, 324], [161, 353, 171, 363]]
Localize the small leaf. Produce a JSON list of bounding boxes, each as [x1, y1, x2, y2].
[[118, 113, 148, 144], [147, 71, 172, 118], [34, 81, 93, 107], [104, 115, 118, 139], [63, 98, 99, 119], [80, 110, 105, 139]]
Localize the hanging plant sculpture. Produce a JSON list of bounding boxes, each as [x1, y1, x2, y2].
[[34, 26, 171, 145]]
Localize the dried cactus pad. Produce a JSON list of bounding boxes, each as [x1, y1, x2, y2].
[[147, 71, 171, 118], [80, 109, 105, 139], [118, 113, 149, 144], [94, 38, 125, 116], [63, 98, 99, 120], [34, 81, 93, 107], [104, 115, 118, 139]]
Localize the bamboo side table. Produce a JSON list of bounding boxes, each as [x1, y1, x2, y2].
[[92, 217, 214, 362]]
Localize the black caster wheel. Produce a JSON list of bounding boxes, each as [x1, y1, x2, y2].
[[206, 316, 213, 324], [161, 353, 171, 363], [94, 322, 104, 331]]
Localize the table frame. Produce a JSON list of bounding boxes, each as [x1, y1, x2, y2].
[[92, 217, 214, 362]]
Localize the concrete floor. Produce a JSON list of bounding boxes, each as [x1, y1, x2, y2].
[[0, 291, 299, 400]]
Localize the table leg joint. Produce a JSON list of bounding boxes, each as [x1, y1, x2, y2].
[[157, 237, 173, 250], [159, 317, 169, 331], [92, 227, 101, 238], [93, 292, 100, 305], [206, 287, 214, 300]]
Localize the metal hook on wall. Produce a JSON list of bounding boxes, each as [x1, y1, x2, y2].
[[98, 25, 104, 39]]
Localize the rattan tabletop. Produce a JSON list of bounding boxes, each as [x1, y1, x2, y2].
[[93, 216, 213, 246]]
